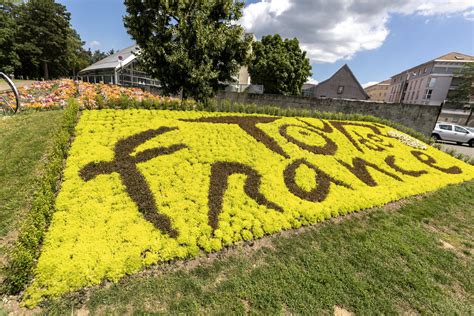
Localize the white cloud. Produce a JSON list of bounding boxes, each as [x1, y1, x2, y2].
[[464, 9, 474, 21], [306, 77, 319, 85], [88, 40, 101, 48], [241, 0, 474, 63], [362, 81, 379, 88]]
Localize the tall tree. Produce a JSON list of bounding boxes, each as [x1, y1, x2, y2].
[[0, 0, 20, 75], [66, 29, 91, 77], [248, 35, 312, 96], [124, 0, 252, 102], [14, 0, 74, 79]]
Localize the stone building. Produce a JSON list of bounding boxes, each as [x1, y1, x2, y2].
[[304, 64, 368, 100], [364, 79, 391, 101]]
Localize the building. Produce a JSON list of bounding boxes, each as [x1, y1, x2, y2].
[[78, 45, 160, 90], [385, 52, 474, 105], [304, 64, 369, 100], [364, 79, 391, 101], [78, 44, 255, 93]]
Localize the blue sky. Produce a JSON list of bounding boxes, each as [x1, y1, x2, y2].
[[58, 0, 474, 86]]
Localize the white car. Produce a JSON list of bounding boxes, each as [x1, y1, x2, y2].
[[432, 123, 474, 147]]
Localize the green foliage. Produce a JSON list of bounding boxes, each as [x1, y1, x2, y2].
[[123, 0, 252, 102], [88, 49, 115, 64], [448, 63, 474, 104], [14, 0, 73, 79], [0, 1, 20, 74], [4, 0, 92, 79], [249, 34, 312, 96], [2, 100, 79, 294]]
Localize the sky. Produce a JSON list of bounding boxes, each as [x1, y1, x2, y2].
[[57, 0, 474, 87]]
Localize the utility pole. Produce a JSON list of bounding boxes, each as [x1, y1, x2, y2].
[[466, 103, 473, 126]]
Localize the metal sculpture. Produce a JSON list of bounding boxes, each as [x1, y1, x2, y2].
[[0, 72, 20, 114]]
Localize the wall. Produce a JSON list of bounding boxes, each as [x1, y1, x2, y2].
[[216, 91, 441, 136]]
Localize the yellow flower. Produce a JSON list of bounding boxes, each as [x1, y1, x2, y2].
[[24, 110, 474, 307]]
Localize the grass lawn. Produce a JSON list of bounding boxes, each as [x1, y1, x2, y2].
[[0, 111, 63, 238], [41, 180, 473, 315]]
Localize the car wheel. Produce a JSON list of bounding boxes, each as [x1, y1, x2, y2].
[[469, 139, 474, 147], [432, 134, 441, 141]]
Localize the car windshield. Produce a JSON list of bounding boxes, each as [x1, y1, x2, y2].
[[466, 127, 474, 133]]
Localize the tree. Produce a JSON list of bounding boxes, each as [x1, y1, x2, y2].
[[66, 29, 91, 77], [14, 0, 75, 79], [88, 49, 110, 64], [248, 34, 312, 95], [448, 63, 474, 104], [0, 1, 20, 75], [124, 0, 252, 102]]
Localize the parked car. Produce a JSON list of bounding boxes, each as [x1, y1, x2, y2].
[[432, 122, 474, 147]]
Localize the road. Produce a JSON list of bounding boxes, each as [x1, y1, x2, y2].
[[438, 142, 474, 158]]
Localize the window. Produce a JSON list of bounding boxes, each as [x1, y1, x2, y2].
[[424, 89, 433, 99], [428, 78, 437, 88], [454, 126, 468, 133], [439, 124, 452, 131], [415, 91, 419, 100], [337, 86, 344, 94]]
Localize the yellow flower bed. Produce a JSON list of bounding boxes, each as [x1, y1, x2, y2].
[[24, 109, 474, 305]]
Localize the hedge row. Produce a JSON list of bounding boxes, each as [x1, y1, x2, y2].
[[2, 99, 80, 295]]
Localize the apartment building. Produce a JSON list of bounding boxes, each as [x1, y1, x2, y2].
[[385, 52, 474, 105], [364, 79, 391, 101]]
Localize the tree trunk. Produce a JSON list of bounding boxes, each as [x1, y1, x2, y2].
[[43, 60, 49, 80]]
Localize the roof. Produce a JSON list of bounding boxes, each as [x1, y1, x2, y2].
[[302, 83, 317, 90], [434, 52, 474, 62], [391, 52, 474, 78], [364, 79, 391, 89], [317, 64, 369, 99], [79, 45, 139, 73]]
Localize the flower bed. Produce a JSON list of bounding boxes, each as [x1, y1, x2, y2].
[[0, 79, 182, 110], [77, 81, 177, 109], [24, 109, 474, 305]]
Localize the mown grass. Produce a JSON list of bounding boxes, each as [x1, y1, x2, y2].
[[41, 181, 474, 315], [0, 111, 63, 237]]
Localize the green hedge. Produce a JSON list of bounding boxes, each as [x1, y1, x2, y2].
[[2, 99, 79, 295]]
